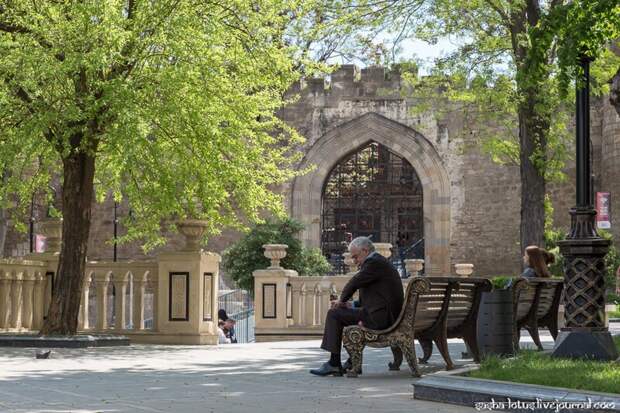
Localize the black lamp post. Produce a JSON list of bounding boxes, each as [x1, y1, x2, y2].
[[552, 57, 619, 360]]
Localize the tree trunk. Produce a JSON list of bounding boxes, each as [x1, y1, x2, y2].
[[611, 67, 620, 116], [518, 90, 547, 256], [0, 169, 9, 257], [39, 150, 96, 336]]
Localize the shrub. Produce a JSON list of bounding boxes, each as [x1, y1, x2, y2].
[[222, 217, 331, 292], [490, 276, 513, 290]]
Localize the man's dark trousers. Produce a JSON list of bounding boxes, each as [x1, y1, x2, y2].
[[320, 307, 364, 354]]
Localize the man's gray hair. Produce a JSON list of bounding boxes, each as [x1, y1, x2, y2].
[[348, 236, 375, 252]]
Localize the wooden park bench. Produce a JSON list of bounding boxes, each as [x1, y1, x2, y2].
[[511, 277, 564, 351], [342, 276, 492, 377]]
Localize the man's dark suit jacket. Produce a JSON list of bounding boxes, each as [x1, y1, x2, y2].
[[339, 252, 404, 330]]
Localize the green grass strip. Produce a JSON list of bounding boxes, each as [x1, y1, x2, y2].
[[469, 336, 620, 394]]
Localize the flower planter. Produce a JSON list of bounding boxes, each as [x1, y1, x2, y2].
[[477, 289, 515, 357]]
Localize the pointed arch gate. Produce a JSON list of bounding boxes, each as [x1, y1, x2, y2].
[[321, 141, 424, 274]]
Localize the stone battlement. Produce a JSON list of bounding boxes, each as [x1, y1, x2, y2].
[[290, 65, 410, 101]]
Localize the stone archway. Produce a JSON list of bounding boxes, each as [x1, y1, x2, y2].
[[289, 112, 450, 275]]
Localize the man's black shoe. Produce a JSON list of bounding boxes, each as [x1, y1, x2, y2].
[[309, 362, 343, 377], [343, 358, 362, 375]]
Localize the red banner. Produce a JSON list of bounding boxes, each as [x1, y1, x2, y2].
[[596, 192, 611, 229]]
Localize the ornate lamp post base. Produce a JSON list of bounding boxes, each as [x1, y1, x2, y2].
[[553, 329, 618, 360], [551, 213, 619, 361]]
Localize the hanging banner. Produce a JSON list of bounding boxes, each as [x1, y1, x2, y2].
[[596, 192, 611, 229]]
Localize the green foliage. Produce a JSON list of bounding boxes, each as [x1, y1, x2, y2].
[[0, 0, 326, 250], [222, 217, 331, 292], [296, 247, 333, 277], [553, 0, 620, 96], [599, 230, 620, 293], [471, 337, 620, 394], [490, 276, 513, 290]]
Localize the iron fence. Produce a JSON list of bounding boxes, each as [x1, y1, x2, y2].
[[218, 289, 254, 343]]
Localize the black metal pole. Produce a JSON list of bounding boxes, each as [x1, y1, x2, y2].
[[575, 59, 591, 207], [113, 201, 118, 262], [552, 58, 618, 360], [29, 196, 35, 253]]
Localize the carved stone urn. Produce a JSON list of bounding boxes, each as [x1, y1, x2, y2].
[[374, 243, 392, 259], [263, 244, 288, 269], [37, 218, 63, 253], [404, 259, 425, 277], [454, 263, 474, 277], [176, 219, 209, 252], [343, 252, 356, 273]]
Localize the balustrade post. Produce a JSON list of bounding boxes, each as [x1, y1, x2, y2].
[[113, 272, 129, 331], [10, 271, 23, 330], [148, 274, 158, 330], [95, 272, 111, 331], [0, 270, 11, 329], [133, 273, 147, 331], [32, 272, 45, 330], [156, 249, 220, 344], [21, 271, 36, 330], [253, 245, 298, 341], [79, 274, 91, 330]]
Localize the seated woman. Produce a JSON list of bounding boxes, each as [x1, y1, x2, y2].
[[521, 245, 555, 278]]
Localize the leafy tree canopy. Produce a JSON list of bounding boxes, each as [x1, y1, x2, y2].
[[0, 0, 329, 249]]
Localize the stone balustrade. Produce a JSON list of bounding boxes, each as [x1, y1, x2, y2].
[[0, 252, 222, 345], [253, 244, 415, 342]]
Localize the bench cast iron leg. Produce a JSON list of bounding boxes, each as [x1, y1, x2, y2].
[[342, 330, 364, 378], [400, 340, 421, 377], [389, 345, 402, 370], [526, 325, 544, 351], [418, 338, 433, 364], [434, 333, 454, 370]]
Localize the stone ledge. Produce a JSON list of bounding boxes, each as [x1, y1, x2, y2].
[[0, 334, 130, 348], [413, 374, 620, 413]]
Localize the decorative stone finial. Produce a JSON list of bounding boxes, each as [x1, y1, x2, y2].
[[343, 252, 356, 273], [37, 218, 63, 253], [373, 243, 392, 259], [263, 244, 288, 269], [404, 259, 424, 277], [176, 219, 208, 252], [454, 263, 474, 277]]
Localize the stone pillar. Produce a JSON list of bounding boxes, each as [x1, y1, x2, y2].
[[21, 271, 36, 330], [10, 271, 23, 329], [79, 274, 91, 330], [253, 247, 298, 341], [0, 271, 11, 329], [133, 273, 147, 331], [32, 272, 45, 330], [113, 272, 129, 331], [155, 251, 221, 344], [95, 272, 111, 331]]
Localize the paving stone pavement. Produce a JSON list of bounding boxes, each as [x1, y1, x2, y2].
[[0, 323, 617, 413]]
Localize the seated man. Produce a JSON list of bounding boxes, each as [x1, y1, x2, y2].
[[310, 236, 404, 376]]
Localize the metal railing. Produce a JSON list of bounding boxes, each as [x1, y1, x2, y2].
[[218, 289, 254, 343]]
